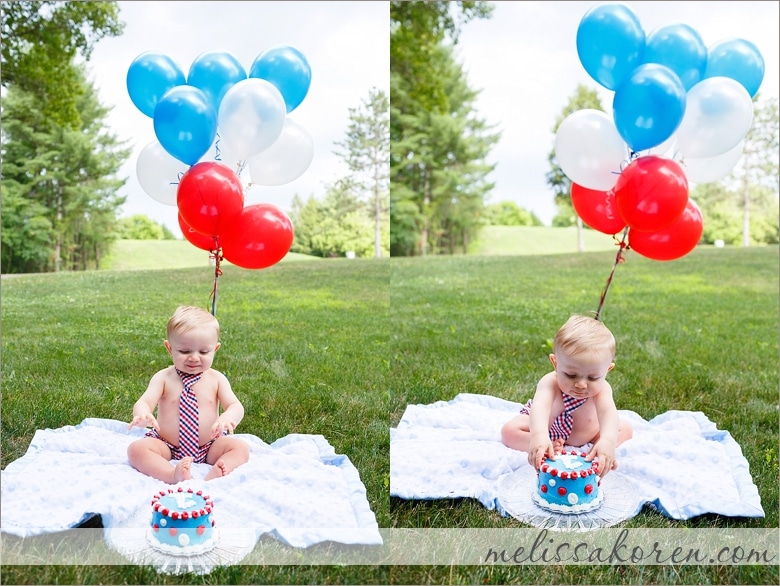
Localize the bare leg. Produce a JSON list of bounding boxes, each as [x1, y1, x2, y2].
[[127, 438, 180, 484], [500, 414, 532, 451], [204, 436, 250, 481]]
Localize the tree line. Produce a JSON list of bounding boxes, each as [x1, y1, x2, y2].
[[2, 1, 776, 273]]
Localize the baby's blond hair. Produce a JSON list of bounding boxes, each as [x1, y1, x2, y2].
[[167, 306, 220, 339], [553, 314, 615, 360]]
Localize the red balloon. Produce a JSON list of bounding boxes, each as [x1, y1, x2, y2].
[[614, 155, 689, 232], [629, 199, 703, 261], [220, 203, 294, 269], [178, 212, 218, 252], [177, 161, 244, 237], [571, 183, 625, 235]]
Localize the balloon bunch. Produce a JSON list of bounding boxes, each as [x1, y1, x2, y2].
[[127, 47, 312, 313], [557, 2, 764, 267]]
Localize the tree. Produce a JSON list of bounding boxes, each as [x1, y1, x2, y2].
[[1, 1, 124, 128], [723, 95, 779, 246], [116, 215, 176, 240], [391, 41, 499, 256], [483, 201, 543, 226], [546, 84, 606, 251], [289, 179, 382, 259], [1, 65, 130, 272], [390, 1, 494, 114], [334, 88, 390, 258]]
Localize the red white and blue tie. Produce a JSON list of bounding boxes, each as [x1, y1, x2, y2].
[[176, 368, 202, 457], [548, 394, 588, 442]]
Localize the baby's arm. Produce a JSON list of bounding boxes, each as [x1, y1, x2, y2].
[[527, 373, 558, 469], [585, 383, 620, 477], [127, 370, 165, 431], [211, 372, 245, 436]]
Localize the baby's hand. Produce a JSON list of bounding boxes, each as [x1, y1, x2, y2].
[[128, 413, 158, 431], [585, 439, 618, 478], [211, 417, 236, 437], [528, 437, 556, 470]]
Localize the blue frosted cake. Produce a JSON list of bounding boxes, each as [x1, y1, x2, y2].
[[532, 449, 603, 513], [148, 487, 217, 554]]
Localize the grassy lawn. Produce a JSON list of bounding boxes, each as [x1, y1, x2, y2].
[[469, 225, 621, 256], [1, 242, 778, 584], [100, 239, 320, 271]]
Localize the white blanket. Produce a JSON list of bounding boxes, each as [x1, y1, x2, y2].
[[0, 418, 381, 548], [390, 393, 764, 520]]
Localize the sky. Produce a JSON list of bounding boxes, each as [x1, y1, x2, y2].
[[87, 1, 390, 236], [86, 1, 779, 234]]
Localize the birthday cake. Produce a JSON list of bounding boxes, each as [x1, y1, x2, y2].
[[532, 449, 603, 514], [148, 487, 217, 555]]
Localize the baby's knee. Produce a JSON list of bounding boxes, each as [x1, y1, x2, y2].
[[230, 438, 251, 462]]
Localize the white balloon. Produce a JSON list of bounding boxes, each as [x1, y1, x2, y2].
[[247, 119, 314, 186], [682, 139, 744, 183], [676, 76, 753, 159], [136, 140, 189, 205], [554, 109, 627, 191], [217, 78, 286, 161]]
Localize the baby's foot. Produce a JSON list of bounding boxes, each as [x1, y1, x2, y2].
[[205, 459, 227, 481], [173, 457, 193, 483], [552, 439, 565, 455]]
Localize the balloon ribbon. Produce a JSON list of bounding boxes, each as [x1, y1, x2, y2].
[[595, 227, 629, 321], [209, 239, 223, 317]]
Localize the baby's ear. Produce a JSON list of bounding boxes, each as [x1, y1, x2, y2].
[[163, 340, 172, 354], [607, 362, 615, 372], [549, 354, 557, 368], [214, 342, 221, 352]]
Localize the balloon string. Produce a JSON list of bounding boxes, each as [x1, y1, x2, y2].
[[209, 238, 223, 317], [595, 227, 629, 322]]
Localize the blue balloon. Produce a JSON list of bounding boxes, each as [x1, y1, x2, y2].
[[644, 24, 707, 91], [576, 3, 646, 90], [187, 51, 247, 114], [249, 45, 311, 113], [153, 86, 217, 166], [704, 38, 764, 98], [613, 64, 686, 153], [127, 52, 186, 117]]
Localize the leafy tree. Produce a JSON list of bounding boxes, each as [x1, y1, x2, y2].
[[483, 201, 543, 226], [390, 1, 493, 114], [116, 215, 176, 240], [1, 65, 130, 272], [1, 1, 124, 128], [391, 41, 499, 256], [390, 0, 496, 256], [546, 84, 605, 250], [334, 88, 390, 258], [723, 95, 779, 246], [289, 179, 384, 259]]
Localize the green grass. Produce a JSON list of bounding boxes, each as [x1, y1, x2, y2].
[[2, 244, 778, 584], [469, 225, 621, 256], [100, 239, 320, 271]]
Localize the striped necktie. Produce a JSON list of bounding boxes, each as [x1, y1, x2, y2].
[[548, 394, 588, 442], [176, 368, 202, 457]]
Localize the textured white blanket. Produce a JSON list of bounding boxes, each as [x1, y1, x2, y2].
[[0, 418, 381, 548], [390, 393, 764, 520]]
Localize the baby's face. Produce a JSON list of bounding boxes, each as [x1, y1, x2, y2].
[[166, 328, 220, 374], [551, 349, 614, 399]]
